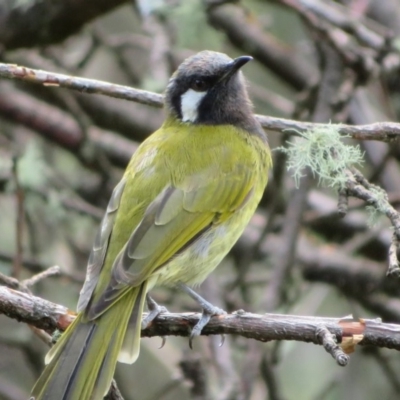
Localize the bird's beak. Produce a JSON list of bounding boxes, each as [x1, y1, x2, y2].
[[219, 56, 253, 83]]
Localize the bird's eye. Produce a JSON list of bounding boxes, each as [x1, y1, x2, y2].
[[191, 79, 208, 92]]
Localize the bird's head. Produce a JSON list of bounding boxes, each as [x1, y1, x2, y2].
[[165, 51, 259, 133]]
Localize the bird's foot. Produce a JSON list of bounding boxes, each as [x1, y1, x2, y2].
[[142, 295, 168, 349], [178, 283, 226, 349], [141, 295, 168, 329]]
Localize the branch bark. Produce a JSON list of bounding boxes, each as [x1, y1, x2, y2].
[[0, 84, 137, 167], [1, 62, 400, 142], [1, 285, 400, 355], [0, 0, 129, 50]]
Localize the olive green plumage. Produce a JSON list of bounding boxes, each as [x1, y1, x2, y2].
[[31, 50, 272, 400]]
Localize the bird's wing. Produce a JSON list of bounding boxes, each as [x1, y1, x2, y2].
[[86, 159, 258, 320], [77, 178, 126, 312]]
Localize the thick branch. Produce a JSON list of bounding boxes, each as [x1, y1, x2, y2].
[[1, 286, 400, 352], [0, 84, 137, 167], [0, 0, 129, 50], [0, 286, 74, 332]]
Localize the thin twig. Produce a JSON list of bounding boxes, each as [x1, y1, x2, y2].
[[11, 156, 24, 279], [337, 187, 348, 218], [22, 266, 61, 288], [0, 63, 163, 107], [343, 168, 400, 275], [315, 325, 349, 366], [1, 62, 400, 142], [387, 234, 400, 277]]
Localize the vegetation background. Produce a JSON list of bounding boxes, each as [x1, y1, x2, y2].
[[1, 0, 400, 399]]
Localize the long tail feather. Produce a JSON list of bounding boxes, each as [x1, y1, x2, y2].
[[31, 285, 146, 400], [118, 281, 148, 363]]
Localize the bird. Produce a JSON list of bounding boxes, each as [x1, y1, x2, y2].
[[31, 50, 272, 400]]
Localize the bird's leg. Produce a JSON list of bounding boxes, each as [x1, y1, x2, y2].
[[141, 295, 168, 348], [141, 295, 168, 329], [178, 283, 226, 348]]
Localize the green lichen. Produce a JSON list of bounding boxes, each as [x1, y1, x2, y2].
[[277, 124, 364, 189]]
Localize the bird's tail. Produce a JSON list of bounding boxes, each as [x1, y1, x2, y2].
[[31, 284, 147, 400]]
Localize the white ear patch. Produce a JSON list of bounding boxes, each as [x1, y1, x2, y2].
[[181, 89, 207, 122]]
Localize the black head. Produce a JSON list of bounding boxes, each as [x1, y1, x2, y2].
[[165, 51, 261, 133]]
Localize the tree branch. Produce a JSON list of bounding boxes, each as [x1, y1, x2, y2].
[[0, 0, 129, 50], [0, 286, 74, 332], [0, 84, 137, 167], [1, 285, 400, 356], [1, 62, 400, 142], [0, 63, 163, 107]]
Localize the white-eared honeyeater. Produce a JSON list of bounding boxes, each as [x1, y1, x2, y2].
[[31, 50, 272, 400]]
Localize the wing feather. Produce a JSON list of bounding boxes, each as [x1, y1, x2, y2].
[[83, 125, 267, 320], [87, 165, 256, 319], [77, 178, 126, 312]]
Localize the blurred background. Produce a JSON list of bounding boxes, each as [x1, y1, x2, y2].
[[1, 0, 400, 399]]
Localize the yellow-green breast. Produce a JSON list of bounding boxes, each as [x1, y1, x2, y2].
[[94, 117, 271, 296]]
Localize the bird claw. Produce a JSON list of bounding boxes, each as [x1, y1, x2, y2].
[[141, 295, 168, 330], [188, 314, 210, 349], [177, 283, 226, 349], [188, 305, 226, 349], [158, 336, 167, 349]]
